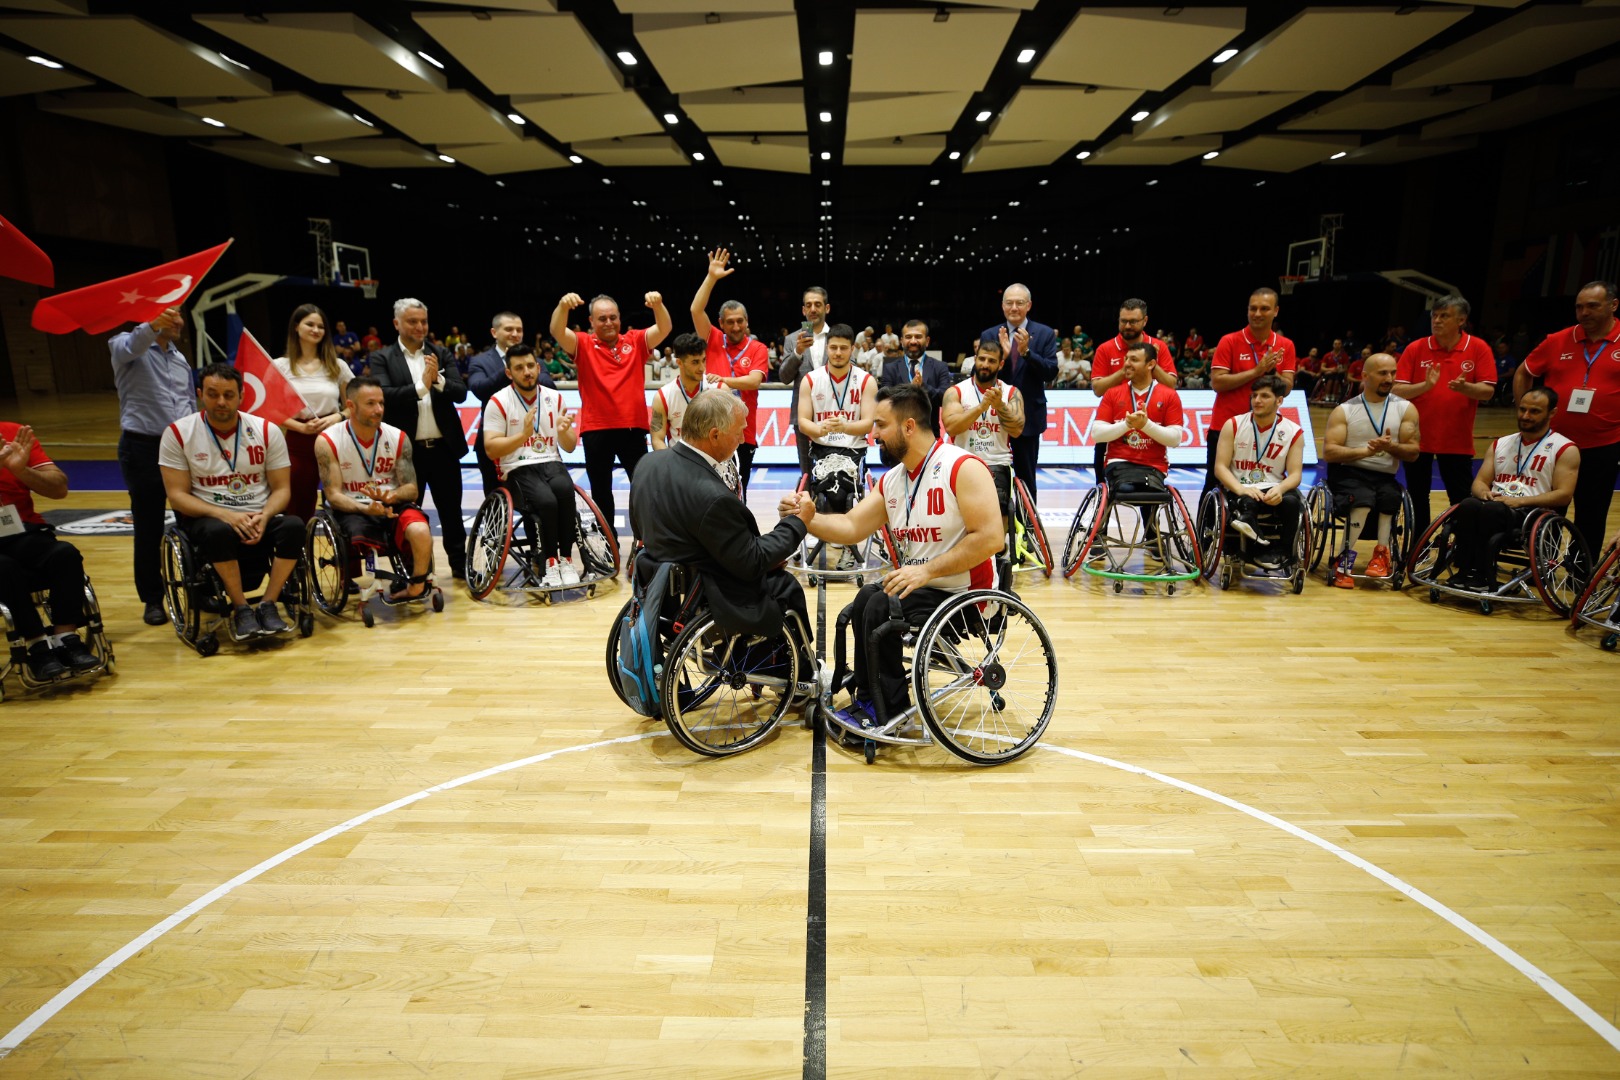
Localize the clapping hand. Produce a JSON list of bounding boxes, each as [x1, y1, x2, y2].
[[0, 425, 36, 471], [422, 353, 440, 393], [1423, 364, 1441, 388], [1125, 410, 1148, 431], [1012, 325, 1031, 354]]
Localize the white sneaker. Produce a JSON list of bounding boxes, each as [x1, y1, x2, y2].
[[1232, 518, 1268, 545], [539, 559, 563, 588], [558, 561, 581, 586]]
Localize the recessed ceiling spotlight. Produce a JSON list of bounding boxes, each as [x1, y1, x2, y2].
[[507, 113, 525, 125], [418, 51, 444, 69], [975, 110, 993, 122], [1016, 48, 1036, 64], [1330, 150, 1347, 160], [200, 116, 226, 128], [819, 110, 832, 123], [820, 151, 830, 160], [1203, 150, 1220, 160], [219, 53, 250, 70], [1131, 110, 1151, 121], [312, 155, 331, 164], [818, 50, 833, 66], [929, 179, 940, 185], [1146, 179, 1158, 186], [1213, 48, 1238, 63], [26, 55, 63, 69], [438, 153, 456, 163], [617, 51, 638, 65], [664, 112, 678, 124], [948, 151, 961, 161], [353, 113, 374, 127], [568, 154, 583, 164], [1075, 150, 1091, 160], [692, 151, 706, 161]]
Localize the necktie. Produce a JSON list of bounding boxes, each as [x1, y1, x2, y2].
[[1007, 324, 1021, 377]]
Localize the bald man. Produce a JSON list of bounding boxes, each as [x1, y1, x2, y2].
[[978, 283, 1057, 497]]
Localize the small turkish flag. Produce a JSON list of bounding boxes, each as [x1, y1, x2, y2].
[[30, 239, 231, 335], [0, 212, 53, 287], [234, 329, 310, 428]]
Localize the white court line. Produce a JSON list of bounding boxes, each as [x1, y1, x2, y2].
[[0, 731, 662, 1059], [5, 732, 1617, 1059], [1039, 742, 1620, 1054]]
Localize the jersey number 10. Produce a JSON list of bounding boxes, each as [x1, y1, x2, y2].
[[927, 488, 946, 515]]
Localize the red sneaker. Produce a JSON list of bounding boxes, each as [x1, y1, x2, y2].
[[1366, 544, 1392, 579]]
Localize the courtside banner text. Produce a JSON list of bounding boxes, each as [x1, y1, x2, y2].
[[455, 390, 1318, 468]]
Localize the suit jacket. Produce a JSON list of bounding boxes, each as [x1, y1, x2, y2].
[[630, 443, 806, 634], [368, 342, 469, 443], [979, 319, 1058, 433], [467, 345, 555, 403], [880, 355, 956, 419]]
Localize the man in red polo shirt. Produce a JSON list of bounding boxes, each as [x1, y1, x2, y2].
[[1090, 340, 1185, 487], [689, 248, 770, 498], [1203, 288, 1297, 496], [550, 290, 671, 538], [1394, 295, 1497, 536], [1516, 279, 1620, 542], [1089, 298, 1176, 481]]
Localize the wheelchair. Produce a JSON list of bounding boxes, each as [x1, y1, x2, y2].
[[160, 524, 315, 656], [1407, 502, 1592, 616], [1572, 538, 1620, 649], [0, 576, 114, 701], [306, 505, 445, 627], [1060, 479, 1201, 593], [465, 481, 620, 603], [1195, 487, 1311, 594], [787, 448, 899, 582], [605, 563, 818, 757], [1304, 477, 1415, 589], [1007, 476, 1054, 578], [819, 562, 1057, 765]]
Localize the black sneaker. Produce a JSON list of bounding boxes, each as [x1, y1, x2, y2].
[[142, 602, 167, 626], [230, 605, 261, 641], [25, 642, 67, 681], [256, 601, 290, 635], [53, 636, 100, 673]]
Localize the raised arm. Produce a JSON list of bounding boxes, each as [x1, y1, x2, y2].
[[550, 294, 583, 357], [689, 248, 733, 340], [645, 291, 672, 350], [0, 426, 68, 501]]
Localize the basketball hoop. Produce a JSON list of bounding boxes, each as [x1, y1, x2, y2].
[[352, 278, 379, 300], [1279, 275, 1306, 296]]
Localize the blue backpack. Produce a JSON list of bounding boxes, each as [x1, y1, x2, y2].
[[616, 560, 673, 717]]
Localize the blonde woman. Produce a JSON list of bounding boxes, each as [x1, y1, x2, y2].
[[272, 303, 350, 523]]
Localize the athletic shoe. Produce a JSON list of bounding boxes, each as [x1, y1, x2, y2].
[[256, 601, 290, 635], [1232, 517, 1268, 545], [142, 602, 167, 626], [836, 546, 864, 572], [1366, 544, 1392, 579], [231, 605, 261, 640], [25, 641, 66, 681], [558, 561, 581, 586], [539, 559, 564, 588], [1330, 551, 1357, 589], [53, 635, 100, 673]]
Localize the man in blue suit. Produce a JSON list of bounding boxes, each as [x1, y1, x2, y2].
[[978, 284, 1057, 497], [467, 311, 554, 492], [879, 319, 956, 420]]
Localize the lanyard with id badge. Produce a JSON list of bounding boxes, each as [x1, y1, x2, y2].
[[0, 502, 23, 538], [1567, 338, 1612, 414]]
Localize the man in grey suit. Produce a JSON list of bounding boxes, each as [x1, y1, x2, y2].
[[629, 391, 811, 638]]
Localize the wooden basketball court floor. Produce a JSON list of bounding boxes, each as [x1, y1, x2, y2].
[[2, 397, 1619, 1078]]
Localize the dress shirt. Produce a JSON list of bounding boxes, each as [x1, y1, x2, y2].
[[109, 322, 194, 435], [401, 339, 445, 440]]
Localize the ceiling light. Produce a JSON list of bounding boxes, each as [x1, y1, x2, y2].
[[818, 50, 834, 66], [601, 177, 612, 184], [508, 113, 525, 125], [26, 55, 63, 69], [692, 151, 705, 161], [933, 7, 950, 23], [1146, 179, 1158, 186], [822, 179, 830, 186], [664, 112, 678, 124], [820, 151, 831, 160], [312, 155, 331, 164], [353, 113, 374, 127], [568, 154, 583, 164], [1203, 150, 1220, 160], [1330, 151, 1347, 160], [929, 179, 940, 185], [617, 51, 638, 65], [714, 179, 724, 186], [1131, 110, 1151, 122], [975, 110, 993, 122], [438, 153, 456, 163], [1255, 180, 1266, 187], [1008, 201, 1020, 207], [948, 151, 961, 161], [418, 51, 444, 69], [819, 110, 832, 123], [1039, 179, 1049, 185], [1213, 48, 1238, 63], [200, 116, 226, 128], [390, 183, 406, 190], [219, 53, 250, 70], [1016, 48, 1036, 64], [1075, 150, 1091, 160]]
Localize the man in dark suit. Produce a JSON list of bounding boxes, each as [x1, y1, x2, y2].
[[978, 283, 1058, 497], [630, 390, 812, 640], [879, 319, 956, 420], [467, 311, 554, 493], [368, 297, 470, 579]]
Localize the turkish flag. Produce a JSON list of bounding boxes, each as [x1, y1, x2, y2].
[[30, 239, 232, 335], [234, 329, 310, 427], [0, 213, 53, 287]]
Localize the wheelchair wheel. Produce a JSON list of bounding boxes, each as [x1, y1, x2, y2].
[[1405, 504, 1461, 588], [1061, 486, 1108, 578], [604, 599, 632, 708], [912, 590, 1056, 765], [1572, 544, 1620, 631], [1011, 478, 1053, 577], [1291, 508, 1312, 595], [1195, 489, 1227, 581], [1528, 513, 1592, 617], [1164, 488, 1202, 576], [574, 484, 621, 579], [1387, 489, 1415, 589], [305, 513, 350, 616], [1304, 485, 1333, 572], [465, 488, 515, 601], [660, 615, 796, 757], [160, 530, 202, 645]]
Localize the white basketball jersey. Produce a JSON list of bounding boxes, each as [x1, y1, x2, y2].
[[657, 377, 704, 444], [805, 365, 872, 448], [876, 440, 995, 593], [1340, 393, 1412, 475], [483, 384, 564, 479], [949, 378, 1017, 467], [1489, 430, 1575, 498], [158, 411, 288, 511], [319, 421, 407, 500], [1226, 412, 1302, 485]]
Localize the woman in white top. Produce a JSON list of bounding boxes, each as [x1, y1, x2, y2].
[[272, 303, 351, 523]]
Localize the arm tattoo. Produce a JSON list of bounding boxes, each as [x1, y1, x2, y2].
[[394, 436, 417, 490]]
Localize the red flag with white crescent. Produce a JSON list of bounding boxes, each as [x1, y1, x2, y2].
[[232, 329, 310, 428], [0, 212, 54, 287], [30, 239, 232, 335]]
